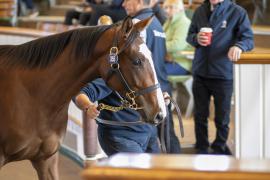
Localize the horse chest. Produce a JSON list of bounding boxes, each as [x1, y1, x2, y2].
[[4, 133, 61, 162]]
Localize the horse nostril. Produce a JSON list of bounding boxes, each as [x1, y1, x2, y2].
[[155, 112, 164, 122]]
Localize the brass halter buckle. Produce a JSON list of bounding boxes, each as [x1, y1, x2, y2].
[[109, 47, 119, 66], [110, 47, 119, 54]]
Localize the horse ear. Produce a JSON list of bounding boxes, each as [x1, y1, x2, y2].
[[121, 16, 134, 36], [133, 15, 153, 32]]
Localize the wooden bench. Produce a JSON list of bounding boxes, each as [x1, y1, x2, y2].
[[0, 0, 17, 26], [82, 153, 270, 180]]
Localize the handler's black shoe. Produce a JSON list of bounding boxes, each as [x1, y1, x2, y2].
[[196, 148, 209, 154], [211, 146, 232, 155]]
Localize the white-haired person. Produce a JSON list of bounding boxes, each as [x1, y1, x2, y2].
[[97, 15, 113, 25], [163, 0, 192, 76]]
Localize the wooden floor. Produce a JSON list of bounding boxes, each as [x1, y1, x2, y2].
[[0, 154, 82, 180]]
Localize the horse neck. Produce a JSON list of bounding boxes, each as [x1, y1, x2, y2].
[[35, 29, 116, 110]]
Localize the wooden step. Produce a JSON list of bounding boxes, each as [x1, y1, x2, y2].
[[18, 15, 65, 29], [42, 5, 75, 16]]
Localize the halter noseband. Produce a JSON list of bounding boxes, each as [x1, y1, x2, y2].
[[103, 28, 160, 112]]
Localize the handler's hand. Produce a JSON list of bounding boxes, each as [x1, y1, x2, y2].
[[85, 103, 100, 119], [197, 32, 210, 46], [163, 92, 170, 106], [228, 46, 242, 62], [75, 93, 100, 119]]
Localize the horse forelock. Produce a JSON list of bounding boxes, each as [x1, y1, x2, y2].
[[0, 25, 113, 70]]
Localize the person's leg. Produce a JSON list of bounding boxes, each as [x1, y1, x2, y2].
[[22, 0, 34, 10], [88, 4, 110, 25], [192, 76, 211, 153], [97, 127, 144, 156], [146, 127, 161, 153], [89, 5, 126, 25], [105, 8, 126, 23], [166, 105, 181, 153], [64, 10, 80, 25], [210, 79, 233, 155], [158, 90, 181, 154], [165, 62, 190, 75], [79, 12, 92, 25]]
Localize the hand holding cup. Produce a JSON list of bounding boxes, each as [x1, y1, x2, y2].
[[197, 27, 213, 46]]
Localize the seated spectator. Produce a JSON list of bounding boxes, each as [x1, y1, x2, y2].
[[88, 0, 126, 25], [19, 0, 39, 17], [163, 0, 192, 75], [64, 0, 103, 26]]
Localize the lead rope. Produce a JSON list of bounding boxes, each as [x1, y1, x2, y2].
[[95, 96, 184, 153], [160, 96, 184, 153]]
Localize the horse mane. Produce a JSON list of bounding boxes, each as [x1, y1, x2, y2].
[[0, 25, 113, 69]]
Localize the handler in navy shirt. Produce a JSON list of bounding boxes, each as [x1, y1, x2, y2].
[[186, 0, 253, 154], [74, 0, 180, 156]]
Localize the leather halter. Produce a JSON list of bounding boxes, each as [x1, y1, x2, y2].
[[95, 27, 185, 151], [104, 28, 160, 111]]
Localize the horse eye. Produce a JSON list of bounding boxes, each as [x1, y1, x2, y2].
[[132, 59, 142, 66]]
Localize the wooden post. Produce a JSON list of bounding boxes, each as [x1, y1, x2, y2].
[[83, 111, 98, 166]]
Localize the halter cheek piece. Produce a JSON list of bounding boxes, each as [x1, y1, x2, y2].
[[101, 29, 160, 112]]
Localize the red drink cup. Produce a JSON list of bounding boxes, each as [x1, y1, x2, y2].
[[200, 27, 213, 46]]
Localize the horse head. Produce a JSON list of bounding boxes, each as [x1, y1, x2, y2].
[[97, 16, 167, 124]]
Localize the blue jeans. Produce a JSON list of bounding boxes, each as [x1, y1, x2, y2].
[[21, 0, 34, 9], [97, 126, 160, 156], [165, 62, 190, 76], [193, 76, 233, 154]]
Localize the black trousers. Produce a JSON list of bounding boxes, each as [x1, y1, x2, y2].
[[64, 10, 92, 25], [193, 75, 233, 154], [88, 5, 126, 25]]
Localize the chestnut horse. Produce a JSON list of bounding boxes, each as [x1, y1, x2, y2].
[[0, 16, 166, 180]]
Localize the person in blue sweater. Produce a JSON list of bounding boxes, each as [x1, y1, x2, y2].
[[75, 0, 180, 156], [186, 0, 254, 154]]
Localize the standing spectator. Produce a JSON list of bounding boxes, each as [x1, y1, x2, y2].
[[123, 0, 181, 153], [163, 0, 192, 75], [186, 0, 254, 154]]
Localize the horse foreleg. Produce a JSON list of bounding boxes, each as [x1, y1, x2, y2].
[[31, 152, 60, 180]]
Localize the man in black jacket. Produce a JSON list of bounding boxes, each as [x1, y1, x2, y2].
[[187, 0, 254, 155]]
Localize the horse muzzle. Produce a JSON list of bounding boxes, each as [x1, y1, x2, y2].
[[151, 111, 165, 125]]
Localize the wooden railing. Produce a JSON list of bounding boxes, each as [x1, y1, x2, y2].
[[234, 48, 270, 158], [236, 51, 270, 64], [82, 153, 270, 180], [0, 26, 53, 37], [0, 0, 17, 26]]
